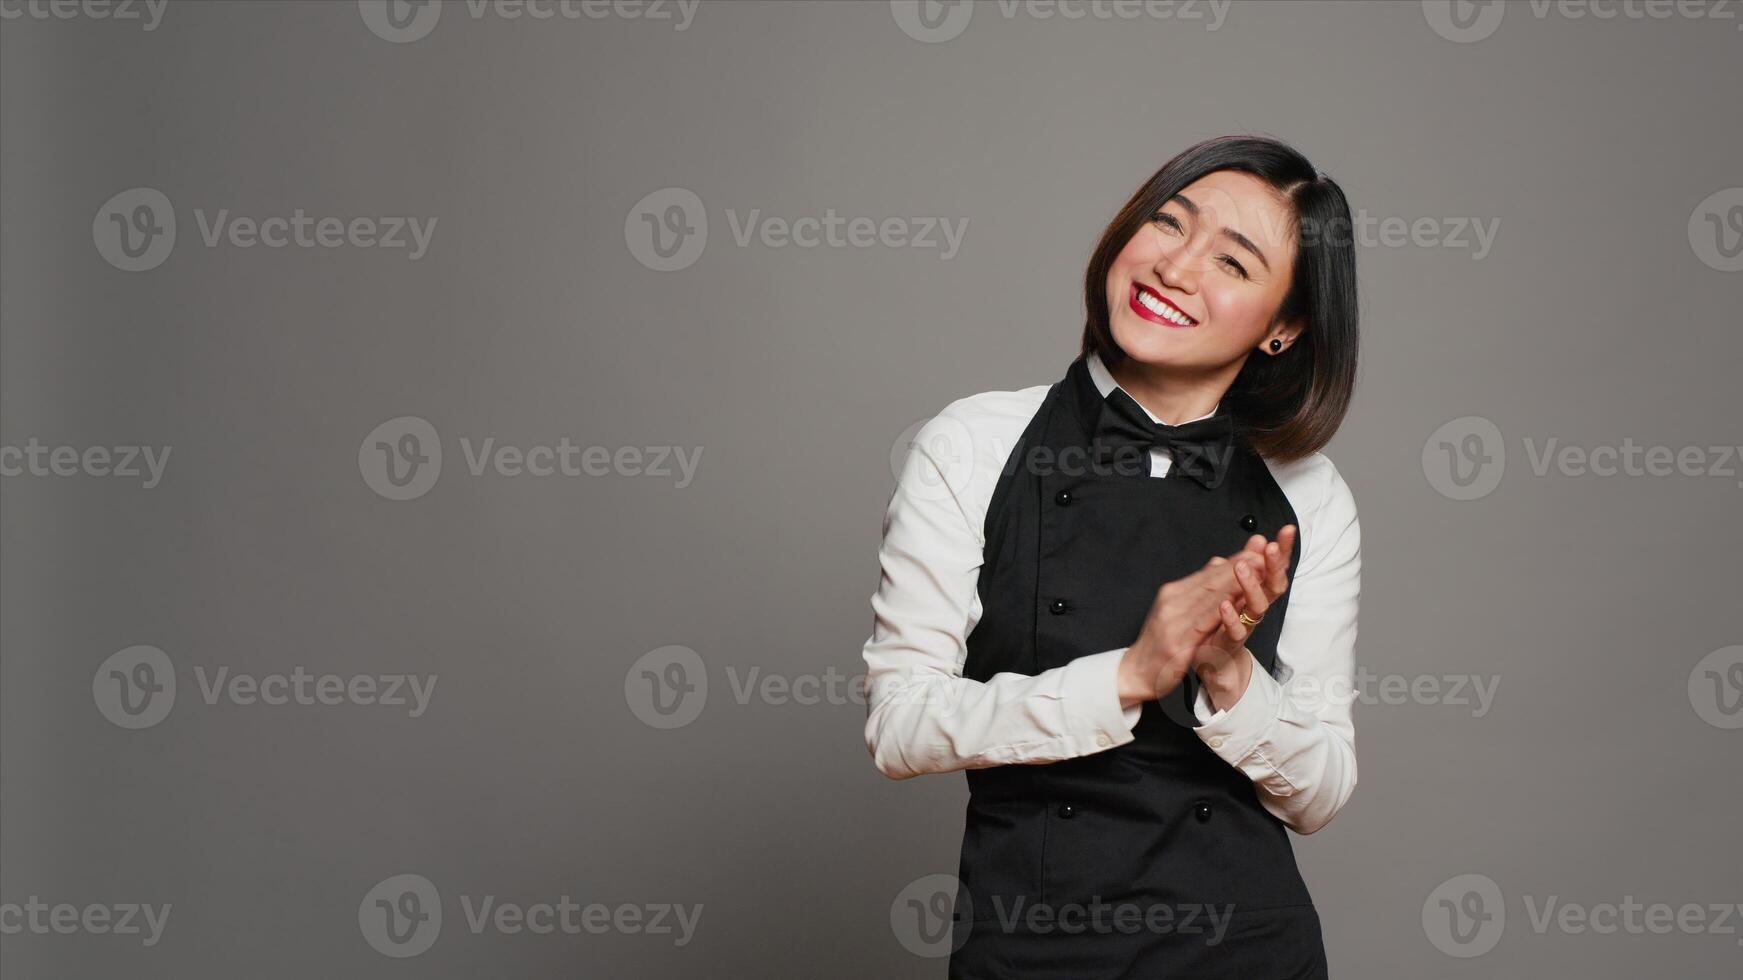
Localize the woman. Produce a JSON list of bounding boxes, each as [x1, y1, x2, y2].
[[861, 135, 1361, 978]]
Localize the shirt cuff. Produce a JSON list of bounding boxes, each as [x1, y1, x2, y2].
[[1191, 648, 1282, 763], [1059, 647, 1142, 752]]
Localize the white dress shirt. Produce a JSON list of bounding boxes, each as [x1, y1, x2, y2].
[[861, 350, 1361, 834]]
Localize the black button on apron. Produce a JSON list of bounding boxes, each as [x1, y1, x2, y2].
[[1054, 488, 1073, 506], [1048, 598, 1069, 615], [1194, 800, 1214, 823], [1057, 803, 1077, 819], [1240, 513, 1258, 532]]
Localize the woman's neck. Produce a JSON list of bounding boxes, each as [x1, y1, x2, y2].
[[1108, 355, 1245, 425]]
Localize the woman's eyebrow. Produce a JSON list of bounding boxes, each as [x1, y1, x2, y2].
[[1170, 193, 1271, 272]]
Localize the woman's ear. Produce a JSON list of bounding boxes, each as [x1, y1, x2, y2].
[[1262, 317, 1306, 354]]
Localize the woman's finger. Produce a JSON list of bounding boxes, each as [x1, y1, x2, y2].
[[1218, 598, 1250, 646], [1264, 524, 1297, 596], [1235, 557, 1271, 619], [1234, 548, 1266, 583], [1263, 540, 1287, 598]]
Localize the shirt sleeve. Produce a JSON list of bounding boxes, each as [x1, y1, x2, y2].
[[1187, 455, 1361, 834], [862, 415, 1143, 780]]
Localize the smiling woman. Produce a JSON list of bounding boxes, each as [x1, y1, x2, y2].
[[862, 135, 1362, 979], [1081, 139, 1359, 458]]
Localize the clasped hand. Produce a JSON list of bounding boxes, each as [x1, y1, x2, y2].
[[1115, 525, 1297, 709]]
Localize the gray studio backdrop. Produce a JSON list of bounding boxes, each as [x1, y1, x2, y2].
[[3, 1, 1740, 977]]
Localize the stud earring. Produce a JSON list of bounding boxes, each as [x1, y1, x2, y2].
[[1269, 339, 1283, 352]]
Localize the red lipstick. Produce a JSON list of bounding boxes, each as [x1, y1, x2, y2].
[[1128, 282, 1198, 328]]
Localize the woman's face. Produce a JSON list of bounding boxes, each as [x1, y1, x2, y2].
[[1105, 169, 1301, 372]]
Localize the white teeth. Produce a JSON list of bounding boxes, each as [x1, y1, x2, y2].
[[1136, 287, 1193, 325]]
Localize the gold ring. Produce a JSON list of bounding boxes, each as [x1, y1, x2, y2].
[[1237, 611, 1263, 628]]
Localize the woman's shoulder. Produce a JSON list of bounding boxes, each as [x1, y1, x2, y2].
[[914, 378, 1053, 464], [1262, 450, 1354, 505], [1262, 450, 1360, 566], [933, 379, 1053, 428], [901, 380, 1053, 529]]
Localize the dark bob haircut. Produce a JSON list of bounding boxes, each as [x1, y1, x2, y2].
[[1080, 135, 1359, 463]]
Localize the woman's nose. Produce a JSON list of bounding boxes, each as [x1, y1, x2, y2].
[[1156, 248, 1199, 295]]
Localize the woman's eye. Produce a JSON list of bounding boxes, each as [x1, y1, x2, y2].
[[1151, 212, 1249, 279]]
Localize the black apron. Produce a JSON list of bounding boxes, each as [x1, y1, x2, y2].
[[947, 355, 1329, 979]]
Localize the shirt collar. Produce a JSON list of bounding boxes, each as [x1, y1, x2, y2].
[[1084, 349, 1221, 425]]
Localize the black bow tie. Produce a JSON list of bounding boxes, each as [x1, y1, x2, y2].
[[1092, 388, 1236, 489]]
